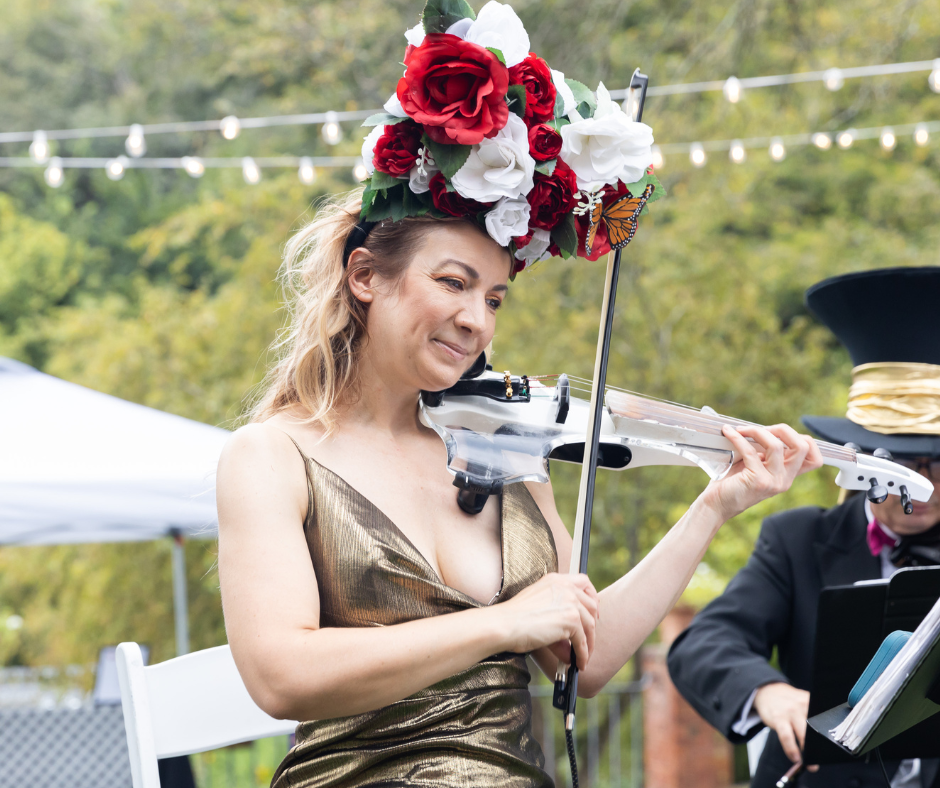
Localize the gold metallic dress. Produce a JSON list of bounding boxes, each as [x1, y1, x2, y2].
[[270, 445, 558, 788]]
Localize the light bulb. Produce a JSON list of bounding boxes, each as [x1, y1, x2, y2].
[[729, 139, 746, 163], [106, 156, 128, 181], [125, 123, 146, 158], [769, 137, 786, 161], [836, 129, 855, 149], [44, 157, 64, 188], [823, 67, 844, 91], [220, 115, 241, 140], [352, 161, 369, 182], [880, 127, 896, 151], [322, 111, 343, 145], [181, 156, 205, 178], [723, 76, 743, 104], [651, 145, 664, 170], [914, 123, 930, 147], [929, 60, 940, 94], [812, 132, 832, 150], [29, 130, 50, 163], [242, 156, 261, 184], [298, 156, 317, 185], [689, 142, 706, 168]]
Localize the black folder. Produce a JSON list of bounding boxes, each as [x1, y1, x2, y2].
[[803, 566, 940, 763]]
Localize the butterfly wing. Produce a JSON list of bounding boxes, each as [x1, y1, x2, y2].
[[584, 198, 604, 257], [602, 183, 655, 250]]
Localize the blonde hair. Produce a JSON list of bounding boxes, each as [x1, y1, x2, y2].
[[248, 189, 488, 433]]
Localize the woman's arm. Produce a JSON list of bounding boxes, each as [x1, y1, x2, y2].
[[528, 423, 822, 697], [218, 423, 599, 722]]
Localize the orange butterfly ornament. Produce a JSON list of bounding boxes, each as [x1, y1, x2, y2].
[[579, 182, 656, 257]]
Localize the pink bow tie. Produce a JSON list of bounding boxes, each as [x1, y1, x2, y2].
[[867, 519, 899, 557]]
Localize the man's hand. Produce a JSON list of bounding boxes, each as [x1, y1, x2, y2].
[[753, 682, 817, 770]]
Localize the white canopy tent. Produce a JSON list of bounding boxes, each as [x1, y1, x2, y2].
[[0, 357, 230, 655]]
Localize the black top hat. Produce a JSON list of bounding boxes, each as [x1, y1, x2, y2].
[[800, 266, 940, 457]]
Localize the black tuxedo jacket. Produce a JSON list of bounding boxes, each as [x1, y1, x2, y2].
[[667, 494, 939, 788]]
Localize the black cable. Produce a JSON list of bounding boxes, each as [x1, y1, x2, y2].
[[565, 724, 579, 788], [875, 747, 892, 787]]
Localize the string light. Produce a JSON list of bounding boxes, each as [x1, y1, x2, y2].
[[29, 130, 50, 163], [220, 116, 241, 140], [914, 123, 930, 146], [723, 76, 743, 103], [44, 157, 64, 188], [298, 156, 317, 185], [651, 144, 664, 170], [929, 59, 940, 93], [125, 124, 146, 157], [322, 111, 343, 146], [812, 132, 832, 150], [352, 160, 368, 182], [823, 68, 844, 91], [181, 156, 205, 178], [729, 139, 746, 163], [241, 156, 261, 184], [689, 142, 706, 168], [837, 129, 855, 149], [105, 156, 128, 180], [769, 137, 786, 161], [880, 127, 896, 151]]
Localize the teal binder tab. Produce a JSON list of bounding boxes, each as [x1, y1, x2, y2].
[[848, 631, 912, 708]]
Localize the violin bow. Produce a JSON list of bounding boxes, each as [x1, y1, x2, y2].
[[553, 69, 650, 745]]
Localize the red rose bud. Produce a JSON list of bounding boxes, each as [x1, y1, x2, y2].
[[527, 124, 562, 162], [397, 34, 509, 146], [508, 54, 556, 125], [373, 121, 423, 177], [514, 229, 534, 247], [429, 173, 492, 217], [526, 159, 578, 231]]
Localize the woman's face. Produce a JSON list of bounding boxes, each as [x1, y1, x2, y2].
[[356, 223, 511, 394]]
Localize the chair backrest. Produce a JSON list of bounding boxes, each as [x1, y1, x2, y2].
[[116, 642, 298, 788]]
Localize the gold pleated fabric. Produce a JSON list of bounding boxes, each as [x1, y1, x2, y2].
[[270, 445, 558, 788]]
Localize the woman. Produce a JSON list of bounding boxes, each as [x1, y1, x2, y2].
[[216, 191, 823, 787]]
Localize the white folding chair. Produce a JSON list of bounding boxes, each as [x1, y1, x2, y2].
[[116, 642, 298, 788]]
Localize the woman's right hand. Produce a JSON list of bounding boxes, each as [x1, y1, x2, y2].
[[493, 572, 599, 670]]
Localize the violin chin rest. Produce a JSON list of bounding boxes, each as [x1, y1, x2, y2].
[[456, 489, 491, 515]]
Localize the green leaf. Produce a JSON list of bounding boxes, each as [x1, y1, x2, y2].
[[506, 84, 527, 119], [565, 78, 596, 115], [487, 47, 505, 64], [422, 134, 472, 180], [402, 186, 432, 217], [422, 0, 475, 34], [362, 113, 409, 127], [547, 117, 570, 131], [535, 159, 557, 176], [554, 89, 566, 120], [362, 184, 405, 222], [370, 169, 403, 190], [622, 172, 666, 205], [551, 213, 578, 259]]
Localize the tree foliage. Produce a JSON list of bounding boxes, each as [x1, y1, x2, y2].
[[1, 0, 939, 665]]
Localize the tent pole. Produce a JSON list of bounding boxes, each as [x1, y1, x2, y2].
[[170, 529, 190, 656]]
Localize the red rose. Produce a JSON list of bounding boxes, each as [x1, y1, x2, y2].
[[373, 121, 423, 177], [508, 54, 556, 124], [527, 159, 578, 231], [429, 173, 492, 216], [527, 123, 562, 162], [575, 181, 633, 261], [397, 34, 509, 146], [514, 229, 534, 247]]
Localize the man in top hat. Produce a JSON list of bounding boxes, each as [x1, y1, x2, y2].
[[667, 267, 940, 788]]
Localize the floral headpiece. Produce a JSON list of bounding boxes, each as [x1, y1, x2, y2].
[[360, 0, 663, 274]]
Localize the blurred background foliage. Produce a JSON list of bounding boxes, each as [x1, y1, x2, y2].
[[1, 0, 939, 666]]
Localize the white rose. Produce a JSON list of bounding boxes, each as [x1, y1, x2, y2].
[[463, 1, 530, 67], [551, 70, 576, 116], [559, 82, 654, 191], [383, 93, 407, 118], [409, 146, 439, 194], [484, 196, 531, 246], [514, 228, 552, 270], [451, 114, 535, 203], [404, 22, 425, 48], [445, 18, 473, 38], [361, 125, 385, 176]]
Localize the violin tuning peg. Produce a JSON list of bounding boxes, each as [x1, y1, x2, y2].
[[873, 448, 893, 460], [845, 442, 862, 452], [900, 485, 914, 515], [866, 478, 889, 504]]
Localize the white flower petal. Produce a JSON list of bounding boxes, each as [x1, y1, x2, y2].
[[551, 70, 576, 116], [451, 114, 535, 202], [485, 196, 531, 246], [515, 228, 552, 268], [383, 94, 407, 118], [361, 125, 385, 176], [404, 22, 426, 47], [445, 18, 473, 38], [559, 114, 654, 190], [464, 1, 530, 67]]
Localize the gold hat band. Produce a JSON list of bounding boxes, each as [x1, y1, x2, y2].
[[847, 362, 940, 435]]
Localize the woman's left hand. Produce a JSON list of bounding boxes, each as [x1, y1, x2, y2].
[[701, 424, 823, 521]]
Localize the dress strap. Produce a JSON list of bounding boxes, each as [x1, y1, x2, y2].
[[282, 433, 315, 531]]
